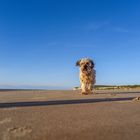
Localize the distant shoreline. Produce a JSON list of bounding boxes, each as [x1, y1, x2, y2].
[[1, 85, 140, 91]]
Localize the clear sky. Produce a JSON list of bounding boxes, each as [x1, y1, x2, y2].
[[0, 0, 140, 89]]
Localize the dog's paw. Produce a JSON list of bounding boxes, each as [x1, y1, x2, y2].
[[81, 92, 88, 95]]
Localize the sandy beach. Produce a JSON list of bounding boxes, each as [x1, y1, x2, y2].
[[0, 90, 140, 140]]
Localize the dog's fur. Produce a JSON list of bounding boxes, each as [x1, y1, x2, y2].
[[76, 58, 96, 94]]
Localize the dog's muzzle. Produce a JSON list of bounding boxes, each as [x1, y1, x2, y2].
[[84, 65, 88, 70]]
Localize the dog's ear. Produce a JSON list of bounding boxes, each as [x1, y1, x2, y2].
[[76, 60, 81, 66], [90, 60, 95, 68]]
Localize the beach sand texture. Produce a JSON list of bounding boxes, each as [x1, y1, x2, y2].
[[0, 90, 140, 140]]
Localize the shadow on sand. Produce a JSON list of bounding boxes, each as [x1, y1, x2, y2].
[[0, 97, 135, 108]]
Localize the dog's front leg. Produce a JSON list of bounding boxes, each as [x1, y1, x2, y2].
[[87, 83, 94, 94], [81, 83, 88, 95]]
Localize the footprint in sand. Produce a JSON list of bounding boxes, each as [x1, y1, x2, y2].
[[3, 126, 32, 140], [132, 97, 140, 102], [0, 118, 11, 125], [8, 126, 32, 137]]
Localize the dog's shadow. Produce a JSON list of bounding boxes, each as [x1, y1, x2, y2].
[[0, 97, 135, 108]]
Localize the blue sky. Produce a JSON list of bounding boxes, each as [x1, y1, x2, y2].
[[0, 0, 140, 89]]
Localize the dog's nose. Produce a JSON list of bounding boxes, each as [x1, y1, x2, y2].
[[84, 65, 87, 69]]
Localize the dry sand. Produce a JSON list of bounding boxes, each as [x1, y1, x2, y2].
[[0, 90, 140, 140]]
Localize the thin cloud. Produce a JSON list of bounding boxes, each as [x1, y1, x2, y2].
[[86, 21, 130, 33], [87, 21, 110, 31], [112, 27, 130, 33]]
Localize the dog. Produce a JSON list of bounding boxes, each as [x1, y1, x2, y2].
[[76, 58, 96, 95]]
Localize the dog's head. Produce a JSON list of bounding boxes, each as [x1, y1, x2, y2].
[[76, 58, 94, 73]]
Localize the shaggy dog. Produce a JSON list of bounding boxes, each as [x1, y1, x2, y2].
[[76, 58, 96, 94]]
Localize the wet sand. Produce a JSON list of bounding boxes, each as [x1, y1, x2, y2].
[[0, 90, 140, 140]]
